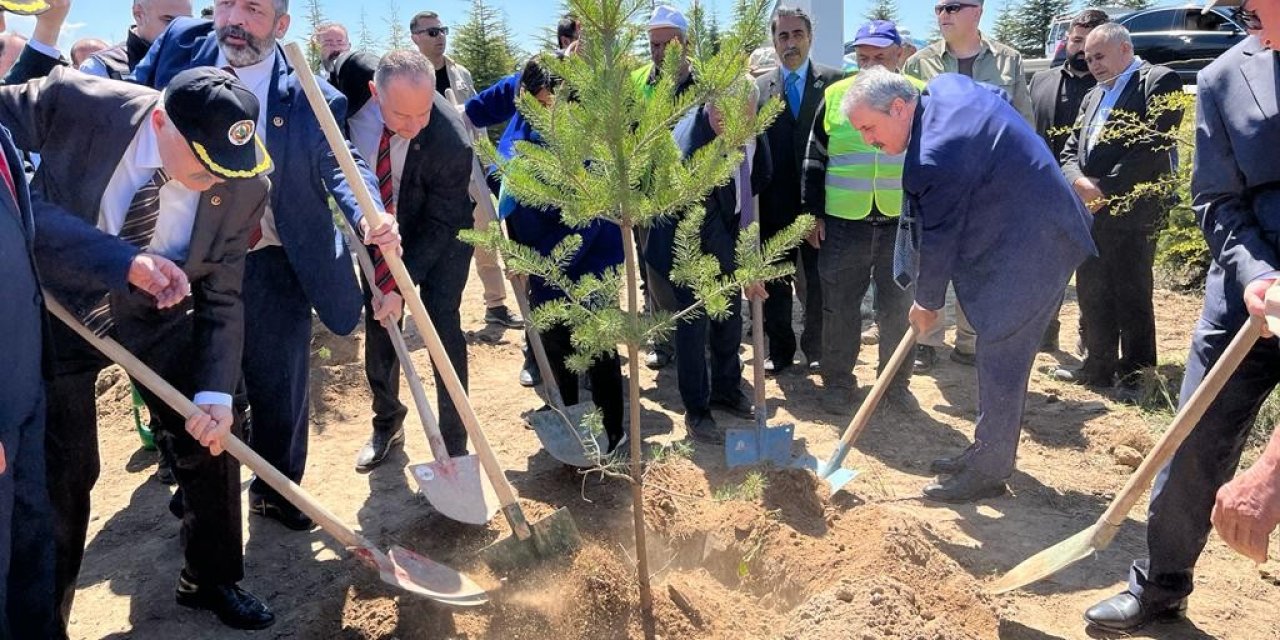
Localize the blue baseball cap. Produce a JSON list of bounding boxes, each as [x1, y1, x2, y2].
[[852, 20, 902, 48]]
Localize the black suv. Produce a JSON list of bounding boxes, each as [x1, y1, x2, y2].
[[1050, 5, 1247, 83]]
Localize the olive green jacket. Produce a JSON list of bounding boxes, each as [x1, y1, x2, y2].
[[903, 34, 1033, 124]]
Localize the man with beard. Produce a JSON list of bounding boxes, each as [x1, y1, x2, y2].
[[127, 0, 401, 531], [1029, 8, 1109, 353], [80, 0, 193, 80], [313, 21, 348, 82]]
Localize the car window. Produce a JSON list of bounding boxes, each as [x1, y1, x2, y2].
[[1123, 9, 1175, 33]]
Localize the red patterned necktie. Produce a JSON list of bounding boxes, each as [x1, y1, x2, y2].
[[370, 127, 397, 295], [0, 153, 17, 208]]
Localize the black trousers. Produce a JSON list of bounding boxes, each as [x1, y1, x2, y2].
[[1076, 218, 1158, 380], [763, 241, 822, 366], [540, 322, 625, 445], [46, 302, 243, 638], [361, 235, 473, 456]]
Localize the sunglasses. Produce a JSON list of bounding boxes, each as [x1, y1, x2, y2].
[[412, 26, 449, 37], [934, 3, 978, 15], [1231, 6, 1263, 31]]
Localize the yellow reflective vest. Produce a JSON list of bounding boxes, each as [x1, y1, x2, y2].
[[821, 72, 926, 221]]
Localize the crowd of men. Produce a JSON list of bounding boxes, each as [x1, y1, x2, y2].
[[0, 0, 1277, 636]]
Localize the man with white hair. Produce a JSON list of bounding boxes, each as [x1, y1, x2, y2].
[[312, 20, 348, 78], [843, 67, 1095, 502], [80, 0, 193, 80]]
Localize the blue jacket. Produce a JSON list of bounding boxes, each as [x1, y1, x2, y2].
[[1191, 37, 1280, 331], [465, 71, 524, 164], [906, 73, 1095, 341], [500, 120, 623, 306], [132, 18, 382, 334]]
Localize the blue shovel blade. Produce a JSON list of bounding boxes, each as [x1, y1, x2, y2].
[[791, 453, 861, 494], [760, 423, 795, 466], [724, 428, 760, 468]]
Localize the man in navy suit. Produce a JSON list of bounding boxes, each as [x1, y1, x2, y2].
[[843, 67, 1096, 502], [130, 1, 400, 529], [1084, 1, 1280, 630]]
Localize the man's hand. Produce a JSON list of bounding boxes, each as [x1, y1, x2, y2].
[[128, 253, 190, 309], [1245, 278, 1279, 337], [807, 218, 825, 249], [372, 290, 404, 327], [744, 281, 768, 301], [908, 302, 940, 335], [360, 217, 402, 259], [0, 442, 6, 476], [32, 0, 71, 46], [1073, 177, 1106, 213], [185, 404, 233, 456], [1211, 456, 1280, 564]]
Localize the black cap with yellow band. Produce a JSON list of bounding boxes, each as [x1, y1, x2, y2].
[[0, 0, 50, 15], [164, 67, 272, 180]]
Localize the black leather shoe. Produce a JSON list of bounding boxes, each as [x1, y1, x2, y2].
[[1053, 367, 1113, 387], [807, 360, 821, 375], [710, 394, 754, 420], [153, 455, 177, 486], [355, 428, 405, 472], [922, 468, 1007, 503], [249, 494, 315, 531], [685, 411, 723, 444], [1084, 591, 1187, 633], [949, 349, 976, 366], [646, 347, 673, 370], [484, 305, 524, 328], [928, 448, 974, 475], [176, 572, 275, 630], [913, 346, 938, 373], [763, 358, 792, 376], [168, 489, 185, 520], [884, 386, 919, 412]]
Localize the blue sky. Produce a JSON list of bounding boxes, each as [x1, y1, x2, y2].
[[30, 1, 1011, 56]]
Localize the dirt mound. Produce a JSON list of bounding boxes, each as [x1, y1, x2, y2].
[[783, 576, 983, 640]]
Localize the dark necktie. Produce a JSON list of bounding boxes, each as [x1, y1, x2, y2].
[[82, 169, 171, 336], [893, 196, 920, 290], [370, 127, 397, 295]]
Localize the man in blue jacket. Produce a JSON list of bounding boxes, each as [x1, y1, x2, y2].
[[844, 67, 1096, 502], [129, 1, 399, 529]]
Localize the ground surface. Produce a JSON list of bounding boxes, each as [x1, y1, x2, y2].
[[72, 270, 1280, 639]]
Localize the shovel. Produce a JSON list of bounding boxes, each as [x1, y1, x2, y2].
[[335, 219, 499, 525], [992, 315, 1263, 593], [445, 86, 608, 468], [794, 326, 918, 493], [285, 43, 581, 572], [44, 297, 488, 606]]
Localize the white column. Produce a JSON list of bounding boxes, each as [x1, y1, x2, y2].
[[791, 0, 844, 69]]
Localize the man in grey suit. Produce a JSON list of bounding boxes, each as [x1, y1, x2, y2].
[[1084, 1, 1280, 631], [0, 66, 276, 633]]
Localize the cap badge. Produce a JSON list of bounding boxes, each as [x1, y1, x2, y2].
[[229, 120, 255, 146]]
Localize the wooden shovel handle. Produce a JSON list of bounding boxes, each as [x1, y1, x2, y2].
[[282, 44, 528, 536], [44, 296, 373, 554], [749, 196, 767, 430], [834, 326, 919, 451], [1100, 317, 1262, 527]]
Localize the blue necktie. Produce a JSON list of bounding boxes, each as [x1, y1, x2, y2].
[[785, 72, 802, 119], [893, 196, 920, 290]]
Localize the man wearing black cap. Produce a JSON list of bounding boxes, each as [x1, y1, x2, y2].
[[0, 65, 276, 633], [330, 49, 478, 471]]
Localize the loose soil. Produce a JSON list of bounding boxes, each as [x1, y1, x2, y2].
[[73, 273, 1279, 639]]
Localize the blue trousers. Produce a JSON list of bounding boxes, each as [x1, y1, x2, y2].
[[243, 247, 314, 500], [0, 390, 55, 640], [1129, 317, 1280, 605]]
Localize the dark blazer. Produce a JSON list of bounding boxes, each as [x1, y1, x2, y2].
[[131, 17, 381, 335], [1028, 66, 1097, 159], [755, 61, 843, 237], [0, 67, 270, 396], [331, 50, 476, 282], [906, 73, 1096, 340], [1189, 37, 1280, 330], [1061, 62, 1184, 228]]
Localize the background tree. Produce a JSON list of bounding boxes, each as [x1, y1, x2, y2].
[[451, 0, 522, 92], [303, 0, 326, 71], [992, 0, 1073, 56], [357, 6, 381, 52], [1083, 0, 1153, 9], [464, 1, 811, 636], [864, 0, 901, 23], [384, 0, 408, 50]]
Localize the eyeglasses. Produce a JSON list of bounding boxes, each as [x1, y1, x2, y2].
[[412, 26, 449, 37], [1231, 6, 1263, 31], [933, 3, 978, 15]]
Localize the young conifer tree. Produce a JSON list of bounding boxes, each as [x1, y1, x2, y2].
[[465, 1, 813, 635]]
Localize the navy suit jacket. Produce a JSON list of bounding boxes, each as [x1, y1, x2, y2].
[[1192, 38, 1280, 330], [906, 74, 1095, 341], [133, 18, 383, 335]]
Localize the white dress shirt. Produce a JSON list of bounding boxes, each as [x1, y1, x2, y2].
[[347, 99, 410, 209], [100, 109, 230, 408], [216, 50, 280, 249]]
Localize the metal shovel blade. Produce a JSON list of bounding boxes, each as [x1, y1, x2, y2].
[[480, 506, 582, 573], [991, 522, 1112, 594], [408, 454, 501, 525], [351, 544, 488, 606], [725, 423, 796, 468], [528, 402, 608, 468], [792, 453, 861, 494]]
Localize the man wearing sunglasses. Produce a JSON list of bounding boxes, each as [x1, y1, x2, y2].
[[1083, 0, 1280, 632], [902, 0, 1033, 374], [410, 10, 523, 333]]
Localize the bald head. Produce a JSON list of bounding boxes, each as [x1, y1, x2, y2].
[[0, 33, 27, 78], [71, 38, 111, 67], [134, 0, 194, 43]]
